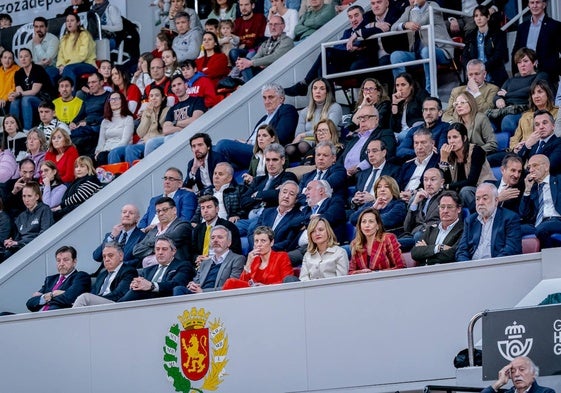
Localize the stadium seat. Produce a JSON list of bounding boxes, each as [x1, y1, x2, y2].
[[402, 252, 417, 268], [522, 236, 540, 254]]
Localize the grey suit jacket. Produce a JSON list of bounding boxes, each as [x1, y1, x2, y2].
[[194, 251, 245, 291], [132, 219, 192, 263], [404, 189, 443, 235]]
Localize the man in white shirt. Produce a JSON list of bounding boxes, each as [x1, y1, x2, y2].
[[28, 17, 59, 84]]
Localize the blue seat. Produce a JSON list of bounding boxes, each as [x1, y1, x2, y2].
[[491, 166, 501, 181], [495, 131, 510, 151], [241, 237, 249, 256], [234, 170, 247, 186], [344, 222, 356, 244]]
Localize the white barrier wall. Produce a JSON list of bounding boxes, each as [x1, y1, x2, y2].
[[0, 254, 550, 393]]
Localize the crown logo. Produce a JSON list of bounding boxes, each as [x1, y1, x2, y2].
[[505, 321, 526, 337], [178, 307, 211, 330]]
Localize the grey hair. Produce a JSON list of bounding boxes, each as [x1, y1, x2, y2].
[[212, 225, 232, 242], [264, 142, 286, 159], [316, 141, 337, 156], [155, 235, 177, 251], [261, 83, 285, 99], [280, 180, 299, 190], [466, 58, 486, 71], [477, 182, 498, 198], [317, 179, 333, 198], [215, 161, 234, 176]]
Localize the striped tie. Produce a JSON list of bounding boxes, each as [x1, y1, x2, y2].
[[536, 182, 545, 227]]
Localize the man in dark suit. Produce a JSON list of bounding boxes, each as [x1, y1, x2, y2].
[[351, 139, 400, 209], [340, 105, 396, 177], [481, 356, 554, 393], [495, 154, 525, 214], [511, 0, 561, 84], [92, 204, 146, 268], [256, 180, 304, 250], [214, 83, 298, 169], [138, 167, 198, 231], [456, 183, 522, 261], [515, 110, 561, 174], [397, 128, 440, 200], [399, 168, 445, 250], [289, 180, 346, 265], [74, 243, 138, 307], [26, 246, 91, 312], [192, 195, 242, 258], [411, 191, 463, 265], [519, 154, 561, 248], [133, 197, 193, 267], [237, 143, 298, 236], [173, 225, 245, 295], [299, 141, 347, 204], [119, 237, 195, 302], [183, 133, 225, 194]]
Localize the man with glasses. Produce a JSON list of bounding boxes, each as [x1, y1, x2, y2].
[[411, 190, 463, 265], [339, 104, 395, 177], [235, 15, 293, 82], [68, 72, 110, 156], [138, 167, 197, 232], [133, 197, 193, 268]]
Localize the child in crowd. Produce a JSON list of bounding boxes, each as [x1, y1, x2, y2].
[[37, 101, 70, 140], [218, 20, 239, 66], [162, 49, 181, 78], [205, 18, 220, 35], [181, 60, 221, 108], [152, 31, 172, 59]]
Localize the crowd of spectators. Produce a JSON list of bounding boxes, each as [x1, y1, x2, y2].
[[0, 0, 561, 312]]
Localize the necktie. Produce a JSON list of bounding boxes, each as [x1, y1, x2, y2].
[[316, 170, 324, 180], [536, 140, 545, 154], [151, 265, 166, 283], [536, 182, 545, 227], [202, 224, 211, 256], [42, 275, 65, 311], [263, 176, 273, 191], [311, 205, 319, 215], [119, 231, 128, 248], [365, 168, 379, 194], [422, 197, 431, 216], [98, 271, 114, 296]]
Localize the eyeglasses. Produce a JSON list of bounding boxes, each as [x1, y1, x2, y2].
[[156, 206, 173, 214], [356, 115, 378, 122], [162, 176, 181, 181], [362, 87, 378, 93]]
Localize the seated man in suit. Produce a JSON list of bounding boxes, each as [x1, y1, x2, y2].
[[190, 162, 243, 224], [192, 195, 242, 261], [256, 180, 304, 251], [340, 104, 396, 177], [74, 243, 138, 307], [298, 141, 347, 204], [119, 237, 195, 302], [26, 246, 91, 312], [456, 183, 522, 261], [92, 204, 146, 268], [289, 179, 345, 265], [519, 154, 561, 249], [399, 168, 445, 251], [215, 83, 298, 170], [495, 154, 524, 214], [133, 197, 192, 268], [514, 110, 561, 174], [397, 97, 449, 160], [482, 356, 554, 393], [397, 128, 440, 202], [411, 191, 463, 265], [173, 225, 245, 295], [183, 132, 225, 194], [237, 143, 298, 236], [138, 167, 197, 231], [350, 139, 400, 209]]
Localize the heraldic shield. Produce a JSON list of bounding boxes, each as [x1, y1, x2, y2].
[[180, 327, 210, 381]]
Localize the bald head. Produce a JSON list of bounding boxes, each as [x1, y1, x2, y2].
[[527, 154, 550, 183], [121, 204, 140, 229]]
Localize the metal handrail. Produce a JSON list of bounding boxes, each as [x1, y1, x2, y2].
[[467, 310, 488, 367]]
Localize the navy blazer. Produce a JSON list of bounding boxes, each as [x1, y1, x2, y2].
[[192, 218, 243, 256], [118, 258, 195, 301], [183, 149, 226, 192], [456, 207, 522, 261], [255, 104, 298, 146], [355, 162, 401, 194], [396, 120, 449, 160], [138, 189, 198, 229], [512, 15, 561, 80], [519, 174, 561, 224], [298, 196, 347, 244], [517, 135, 561, 175], [482, 381, 554, 393], [397, 153, 440, 191], [26, 270, 91, 312], [257, 206, 304, 251], [91, 264, 138, 302], [298, 163, 347, 204], [92, 227, 146, 267], [192, 251, 245, 291], [240, 170, 298, 213], [349, 198, 407, 232]]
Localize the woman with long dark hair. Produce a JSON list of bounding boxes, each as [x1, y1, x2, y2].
[[196, 32, 229, 88], [390, 72, 429, 142], [207, 0, 237, 21], [111, 66, 142, 117]]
